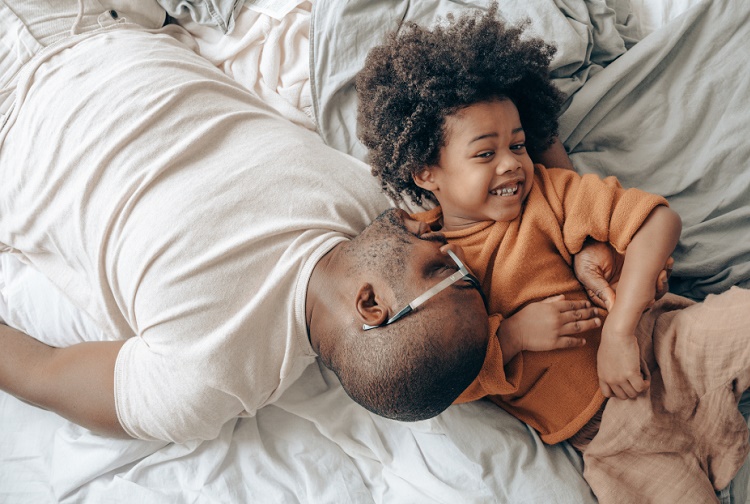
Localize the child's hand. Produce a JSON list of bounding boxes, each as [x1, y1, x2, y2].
[[500, 295, 601, 354], [596, 328, 649, 400]]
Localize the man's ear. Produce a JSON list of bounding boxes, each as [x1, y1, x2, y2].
[[413, 167, 439, 192], [356, 283, 389, 328]]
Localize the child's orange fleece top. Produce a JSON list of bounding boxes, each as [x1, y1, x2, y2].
[[413, 165, 668, 444]]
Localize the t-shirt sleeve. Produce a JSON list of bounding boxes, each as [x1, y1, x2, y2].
[[454, 314, 524, 403], [115, 336, 243, 442], [547, 169, 669, 255]]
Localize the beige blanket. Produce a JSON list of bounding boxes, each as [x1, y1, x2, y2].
[[580, 288, 750, 503]]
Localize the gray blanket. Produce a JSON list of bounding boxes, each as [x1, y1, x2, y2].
[[560, 0, 750, 299], [311, 0, 750, 300]]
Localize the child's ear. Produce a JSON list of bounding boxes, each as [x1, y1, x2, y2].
[[413, 167, 438, 191]]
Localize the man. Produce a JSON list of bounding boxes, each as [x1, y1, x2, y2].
[[0, 0, 489, 443], [0, 0, 636, 443]]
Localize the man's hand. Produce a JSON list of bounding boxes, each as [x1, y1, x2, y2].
[[498, 295, 601, 360], [574, 240, 674, 311]]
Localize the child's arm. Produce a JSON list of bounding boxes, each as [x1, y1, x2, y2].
[[498, 295, 602, 364], [596, 206, 682, 400]]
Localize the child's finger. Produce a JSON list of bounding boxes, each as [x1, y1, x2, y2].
[[559, 317, 601, 335], [629, 376, 649, 394], [609, 383, 628, 400], [561, 305, 601, 323], [541, 294, 566, 304], [618, 381, 639, 399], [554, 299, 591, 312], [555, 336, 587, 349]]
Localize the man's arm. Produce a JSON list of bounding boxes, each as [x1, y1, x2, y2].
[[573, 239, 674, 311], [533, 137, 575, 170], [0, 323, 129, 437]]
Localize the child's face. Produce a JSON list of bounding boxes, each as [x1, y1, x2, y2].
[[416, 99, 535, 230]]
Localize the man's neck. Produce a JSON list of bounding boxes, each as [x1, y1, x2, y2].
[[305, 242, 346, 351]]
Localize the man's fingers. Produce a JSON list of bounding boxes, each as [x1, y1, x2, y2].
[[654, 270, 668, 299], [596, 286, 616, 311], [654, 256, 675, 301], [586, 285, 616, 311], [600, 382, 613, 399], [586, 289, 607, 310], [665, 256, 675, 274]]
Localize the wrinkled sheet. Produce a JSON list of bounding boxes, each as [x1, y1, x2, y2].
[[311, 0, 640, 165], [2, 0, 749, 503], [1, 356, 594, 503], [312, 0, 750, 301], [560, 0, 750, 299]]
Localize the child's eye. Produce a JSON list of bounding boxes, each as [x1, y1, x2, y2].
[[475, 151, 494, 159], [510, 143, 526, 152]]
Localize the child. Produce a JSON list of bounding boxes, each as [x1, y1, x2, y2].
[[356, 6, 750, 503]]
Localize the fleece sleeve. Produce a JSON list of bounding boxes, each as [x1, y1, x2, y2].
[[454, 314, 524, 403], [546, 169, 668, 255]]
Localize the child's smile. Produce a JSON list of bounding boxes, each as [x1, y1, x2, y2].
[[414, 98, 535, 231], [490, 180, 523, 197]]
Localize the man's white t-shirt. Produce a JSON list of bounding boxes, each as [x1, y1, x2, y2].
[[0, 26, 390, 442]]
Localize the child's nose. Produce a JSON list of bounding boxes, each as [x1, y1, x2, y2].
[[495, 152, 522, 175]]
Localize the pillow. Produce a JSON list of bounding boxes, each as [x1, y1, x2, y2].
[[310, 0, 637, 162]]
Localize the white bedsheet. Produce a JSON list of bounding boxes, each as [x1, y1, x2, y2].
[[1, 1, 745, 503], [180, 1, 316, 131], [629, 0, 704, 35], [1, 289, 594, 502]]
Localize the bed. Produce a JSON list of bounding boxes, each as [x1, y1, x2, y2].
[[2, 0, 749, 502]]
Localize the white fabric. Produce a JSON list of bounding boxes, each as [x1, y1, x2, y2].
[[0, 24, 389, 442], [244, 0, 308, 21], [0, 0, 165, 116], [310, 0, 640, 162], [629, 0, 705, 36], [0, 2, 42, 116], [2, 0, 747, 503], [180, 1, 316, 130], [0, 363, 595, 503], [0, 0, 165, 45], [0, 254, 108, 344]]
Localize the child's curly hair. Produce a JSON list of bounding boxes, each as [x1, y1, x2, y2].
[[356, 4, 565, 205]]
